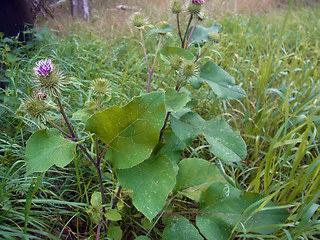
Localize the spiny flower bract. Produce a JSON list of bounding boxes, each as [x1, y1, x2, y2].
[[22, 96, 50, 122], [182, 60, 199, 78], [91, 78, 111, 96], [32, 58, 65, 96]]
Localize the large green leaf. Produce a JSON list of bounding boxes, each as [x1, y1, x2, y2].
[[85, 92, 166, 169], [117, 155, 176, 220], [196, 182, 289, 240], [187, 24, 222, 46], [198, 61, 246, 99], [159, 130, 186, 172], [171, 112, 247, 162], [174, 158, 226, 201], [25, 128, 77, 175], [165, 88, 189, 112], [163, 216, 203, 240]]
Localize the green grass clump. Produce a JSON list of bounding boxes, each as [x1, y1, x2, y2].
[[0, 3, 319, 239]]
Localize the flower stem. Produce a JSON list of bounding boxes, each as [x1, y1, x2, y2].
[[47, 118, 72, 139], [177, 14, 183, 44], [185, 18, 199, 49], [140, 30, 151, 73], [146, 35, 162, 93], [55, 95, 76, 139], [182, 14, 193, 48]]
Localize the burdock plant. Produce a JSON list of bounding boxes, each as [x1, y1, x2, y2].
[[32, 58, 65, 96]]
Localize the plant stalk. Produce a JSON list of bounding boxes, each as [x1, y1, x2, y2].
[[182, 14, 193, 48], [146, 35, 162, 93]]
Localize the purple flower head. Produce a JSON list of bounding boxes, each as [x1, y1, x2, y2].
[[34, 59, 53, 76], [192, 0, 204, 4]]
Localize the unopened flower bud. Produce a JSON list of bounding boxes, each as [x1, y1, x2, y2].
[[172, 0, 182, 14], [188, 2, 202, 15], [170, 55, 184, 70], [92, 78, 111, 95], [131, 12, 147, 28], [208, 33, 220, 43], [182, 61, 199, 78], [23, 96, 50, 121]]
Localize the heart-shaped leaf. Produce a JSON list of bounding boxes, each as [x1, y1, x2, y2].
[[25, 128, 77, 175], [171, 112, 247, 162], [187, 24, 222, 46], [174, 158, 227, 201], [196, 182, 289, 240], [163, 216, 203, 240], [159, 46, 194, 61], [198, 61, 246, 99], [86, 92, 166, 169], [165, 88, 189, 112], [117, 155, 176, 220]]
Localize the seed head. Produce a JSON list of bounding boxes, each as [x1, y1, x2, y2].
[[131, 12, 147, 29], [170, 55, 184, 70], [171, 0, 182, 14], [22, 96, 50, 122], [182, 61, 199, 78], [92, 78, 111, 96], [208, 33, 220, 43], [188, 2, 202, 15]]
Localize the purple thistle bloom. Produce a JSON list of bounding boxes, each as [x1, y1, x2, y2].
[[34, 59, 53, 76], [192, 0, 204, 4]]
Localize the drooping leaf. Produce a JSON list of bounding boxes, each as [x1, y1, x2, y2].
[[85, 92, 166, 169], [198, 61, 246, 99], [117, 155, 176, 220], [163, 216, 203, 240], [159, 46, 194, 61], [187, 24, 222, 46], [25, 128, 77, 175], [174, 158, 227, 201], [171, 112, 247, 162], [196, 182, 289, 240], [165, 88, 189, 112]]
